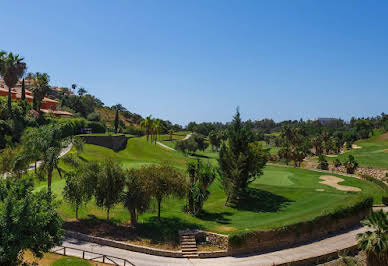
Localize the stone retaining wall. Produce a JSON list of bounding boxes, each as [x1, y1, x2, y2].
[[79, 135, 130, 152], [228, 206, 370, 255], [194, 230, 228, 250], [64, 230, 184, 258]]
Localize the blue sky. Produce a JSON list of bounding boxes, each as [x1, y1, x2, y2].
[[1, 0, 388, 125]]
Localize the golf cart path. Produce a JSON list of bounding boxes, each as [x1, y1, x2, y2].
[[57, 207, 388, 266], [27, 143, 73, 171], [156, 133, 192, 151]]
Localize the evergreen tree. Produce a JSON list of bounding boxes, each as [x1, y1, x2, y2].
[[114, 109, 119, 133], [218, 108, 268, 204], [21, 78, 25, 101]]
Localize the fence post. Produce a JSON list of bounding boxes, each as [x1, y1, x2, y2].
[[82, 251, 85, 259], [63, 247, 66, 256], [103, 255, 105, 263]]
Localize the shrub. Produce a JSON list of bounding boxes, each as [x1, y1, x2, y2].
[[317, 155, 329, 170], [334, 158, 342, 168], [86, 121, 106, 133], [344, 155, 358, 174]]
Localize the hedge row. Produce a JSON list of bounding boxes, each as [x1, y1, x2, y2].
[[228, 196, 373, 248]]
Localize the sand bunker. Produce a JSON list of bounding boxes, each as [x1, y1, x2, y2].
[[326, 154, 338, 158], [352, 144, 362, 149], [316, 189, 325, 192], [319, 175, 361, 192]]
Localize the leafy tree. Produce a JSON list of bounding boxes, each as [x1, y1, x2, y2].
[[146, 163, 186, 220], [344, 155, 358, 174], [122, 168, 152, 226], [354, 119, 373, 139], [62, 161, 95, 219], [0, 52, 27, 114], [175, 136, 199, 155], [186, 160, 216, 216], [218, 109, 268, 204], [114, 109, 119, 133], [208, 130, 221, 151], [0, 178, 63, 265], [192, 133, 209, 151], [317, 155, 329, 170], [357, 210, 388, 266], [94, 159, 125, 219]]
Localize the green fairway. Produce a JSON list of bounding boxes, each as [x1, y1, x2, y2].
[[326, 130, 388, 169], [34, 136, 385, 239]]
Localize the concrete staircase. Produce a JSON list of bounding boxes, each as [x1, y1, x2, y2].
[[179, 231, 198, 258]]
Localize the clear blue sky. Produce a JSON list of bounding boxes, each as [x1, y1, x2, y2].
[[1, 0, 388, 125]]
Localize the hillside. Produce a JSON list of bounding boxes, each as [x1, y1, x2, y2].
[[96, 107, 140, 127]]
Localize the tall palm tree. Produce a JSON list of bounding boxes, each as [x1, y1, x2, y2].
[[357, 210, 388, 266], [140, 115, 153, 142], [0, 52, 27, 114], [28, 72, 50, 112], [153, 119, 162, 144]]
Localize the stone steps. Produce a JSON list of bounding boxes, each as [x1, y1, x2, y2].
[[179, 230, 198, 258]]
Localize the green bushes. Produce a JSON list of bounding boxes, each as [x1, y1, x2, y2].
[[317, 155, 329, 170], [56, 118, 105, 137], [229, 196, 373, 249]]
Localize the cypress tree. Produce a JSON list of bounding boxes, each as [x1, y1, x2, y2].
[[114, 109, 119, 133], [218, 108, 268, 204], [21, 78, 26, 101]]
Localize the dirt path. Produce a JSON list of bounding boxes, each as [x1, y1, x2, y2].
[[319, 175, 361, 192]]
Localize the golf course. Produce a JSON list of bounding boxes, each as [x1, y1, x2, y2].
[[31, 133, 385, 250]]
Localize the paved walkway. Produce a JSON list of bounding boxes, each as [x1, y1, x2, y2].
[[56, 207, 387, 266], [57, 226, 364, 266], [156, 133, 192, 151]]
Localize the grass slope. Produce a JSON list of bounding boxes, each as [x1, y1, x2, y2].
[[328, 130, 388, 169]]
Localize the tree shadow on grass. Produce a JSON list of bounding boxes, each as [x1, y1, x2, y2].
[[231, 188, 293, 213], [63, 215, 202, 248], [195, 210, 232, 225]]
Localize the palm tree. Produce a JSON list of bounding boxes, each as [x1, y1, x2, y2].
[[153, 119, 162, 144], [28, 72, 50, 112], [168, 129, 175, 141], [357, 210, 388, 266], [140, 115, 153, 142], [0, 52, 27, 114]]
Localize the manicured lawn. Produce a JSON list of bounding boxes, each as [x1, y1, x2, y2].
[[326, 130, 388, 169], [34, 137, 384, 236], [30, 135, 385, 249]]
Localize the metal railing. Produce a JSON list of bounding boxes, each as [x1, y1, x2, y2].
[[52, 246, 136, 266]]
